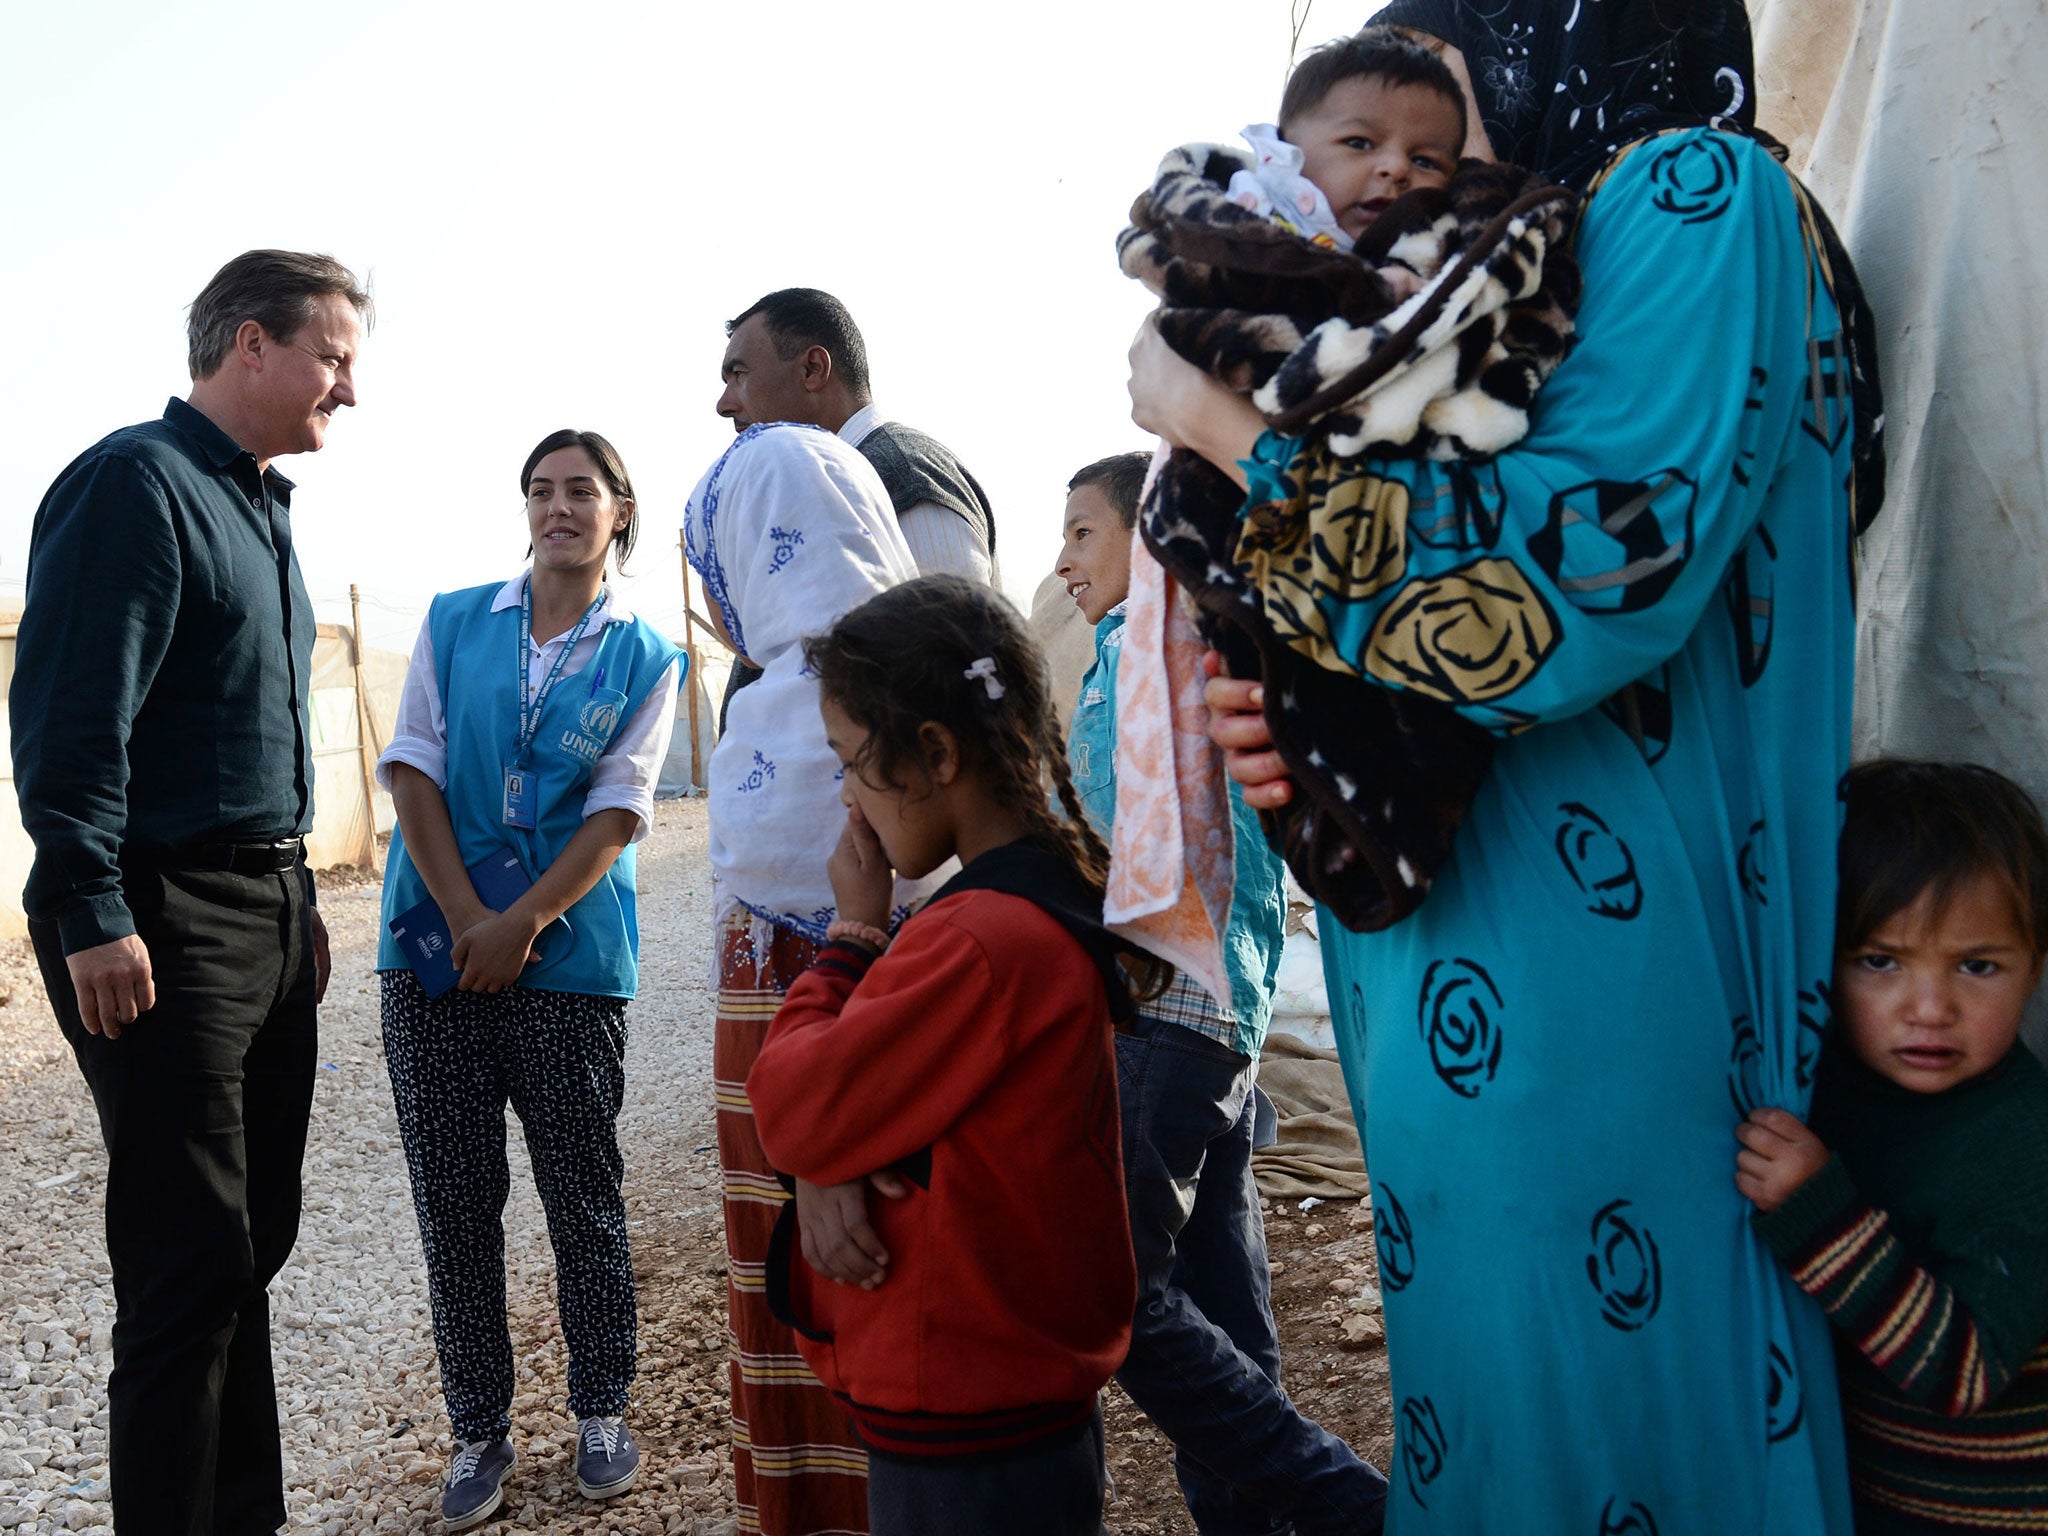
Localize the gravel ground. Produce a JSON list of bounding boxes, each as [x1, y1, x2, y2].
[[0, 801, 736, 1535], [0, 798, 1389, 1534]]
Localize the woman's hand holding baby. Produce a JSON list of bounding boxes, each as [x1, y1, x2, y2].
[[1128, 315, 1265, 487], [1735, 1108, 1832, 1213], [828, 805, 894, 931], [1200, 650, 1294, 809]]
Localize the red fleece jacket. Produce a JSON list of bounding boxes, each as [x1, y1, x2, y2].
[[748, 887, 1135, 1457]]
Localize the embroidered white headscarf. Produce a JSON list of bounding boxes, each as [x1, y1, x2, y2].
[[685, 423, 938, 941]]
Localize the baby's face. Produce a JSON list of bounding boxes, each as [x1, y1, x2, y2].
[[1287, 74, 1463, 243], [1835, 869, 2041, 1094]]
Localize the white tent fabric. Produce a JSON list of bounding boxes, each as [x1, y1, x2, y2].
[[1754, 0, 2048, 771], [1752, 0, 2048, 1047], [303, 623, 408, 870], [657, 649, 724, 797], [1028, 569, 1097, 735]]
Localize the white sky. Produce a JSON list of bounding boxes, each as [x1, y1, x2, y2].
[[0, 0, 1322, 656]]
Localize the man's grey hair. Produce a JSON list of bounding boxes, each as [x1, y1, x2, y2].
[[186, 250, 373, 381]]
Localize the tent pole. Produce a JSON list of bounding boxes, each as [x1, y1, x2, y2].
[[349, 583, 381, 869], [679, 538, 703, 794]]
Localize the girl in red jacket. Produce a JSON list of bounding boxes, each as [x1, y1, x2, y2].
[[747, 574, 1139, 1536]]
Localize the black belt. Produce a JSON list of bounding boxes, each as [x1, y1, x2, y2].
[[148, 838, 306, 876]]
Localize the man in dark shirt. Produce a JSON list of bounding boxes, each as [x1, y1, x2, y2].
[[11, 249, 369, 1536]]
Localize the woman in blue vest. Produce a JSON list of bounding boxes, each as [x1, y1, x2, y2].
[[375, 428, 682, 1529]]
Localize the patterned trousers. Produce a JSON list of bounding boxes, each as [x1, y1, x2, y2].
[[381, 972, 637, 1443], [715, 914, 869, 1535]]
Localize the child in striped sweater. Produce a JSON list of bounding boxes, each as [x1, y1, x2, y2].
[[1737, 759, 2048, 1534]]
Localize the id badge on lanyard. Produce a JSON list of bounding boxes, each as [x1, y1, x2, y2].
[[507, 578, 604, 829], [502, 765, 538, 829]]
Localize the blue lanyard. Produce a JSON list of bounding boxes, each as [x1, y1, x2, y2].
[[515, 577, 605, 764]]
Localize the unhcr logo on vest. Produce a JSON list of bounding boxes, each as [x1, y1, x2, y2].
[[561, 691, 624, 765]]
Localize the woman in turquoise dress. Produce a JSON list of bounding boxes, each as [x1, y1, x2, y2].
[[1127, 2, 1885, 1530]]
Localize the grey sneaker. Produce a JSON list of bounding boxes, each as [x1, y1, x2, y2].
[[442, 1436, 515, 1530], [576, 1414, 641, 1499]]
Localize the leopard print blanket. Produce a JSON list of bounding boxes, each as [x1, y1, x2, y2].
[[1117, 145, 1582, 933]]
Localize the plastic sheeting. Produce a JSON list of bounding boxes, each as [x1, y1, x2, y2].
[[1752, 0, 2048, 1049], [1253, 1032, 1372, 1201], [294, 623, 408, 871], [657, 648, 723, 797], [1028, 569, 1097, 735]]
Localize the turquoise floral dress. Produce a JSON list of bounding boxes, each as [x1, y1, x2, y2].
[[1263, 129, 1862, 1532]]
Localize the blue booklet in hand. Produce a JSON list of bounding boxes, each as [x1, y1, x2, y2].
[[387, 848, 567, 999]]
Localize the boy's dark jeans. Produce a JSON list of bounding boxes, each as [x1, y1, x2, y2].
[[1114, 1015, 1388, 1536], [31, 858, 318, 1536]]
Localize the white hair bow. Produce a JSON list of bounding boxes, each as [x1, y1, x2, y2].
[[963, 657, 1005, 700]]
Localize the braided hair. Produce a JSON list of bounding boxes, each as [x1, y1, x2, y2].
[[802, 574, 1112, 893]]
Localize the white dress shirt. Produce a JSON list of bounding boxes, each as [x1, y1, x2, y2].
[[837, 403, 997, 586], [376, 574, 680, 842]]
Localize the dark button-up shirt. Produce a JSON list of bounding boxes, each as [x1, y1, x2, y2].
[[12, 398, 316, 954]]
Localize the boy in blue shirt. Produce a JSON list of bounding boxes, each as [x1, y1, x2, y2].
[[1057, 453, 1388, 1534]]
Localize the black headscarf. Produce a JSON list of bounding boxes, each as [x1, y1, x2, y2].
[[1368, 0, 1755, 186], [1367, 0, 1885, 530]]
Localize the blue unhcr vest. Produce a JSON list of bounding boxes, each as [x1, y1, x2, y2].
[[376, 580, 683, 998]]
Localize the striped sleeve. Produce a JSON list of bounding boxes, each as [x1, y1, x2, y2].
[[1754, 1156, 2029, 1416], [808, 938, 880, 986]]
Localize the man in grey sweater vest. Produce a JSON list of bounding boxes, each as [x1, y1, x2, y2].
[[714, 287, 999, 725], [716, 287, 997, 584]]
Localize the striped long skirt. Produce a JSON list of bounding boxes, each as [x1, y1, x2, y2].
[[715, 912, 869, 1536]]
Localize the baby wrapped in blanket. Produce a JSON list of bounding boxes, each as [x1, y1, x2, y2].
[[1117, 27, 1582, 936]]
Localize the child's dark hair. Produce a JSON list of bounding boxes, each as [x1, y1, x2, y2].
[[1068, 452, 1152, 531], [803, 575, 1111, 892], [1838, 759, 2048, 956], [1280, 26, 1468, 147]]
